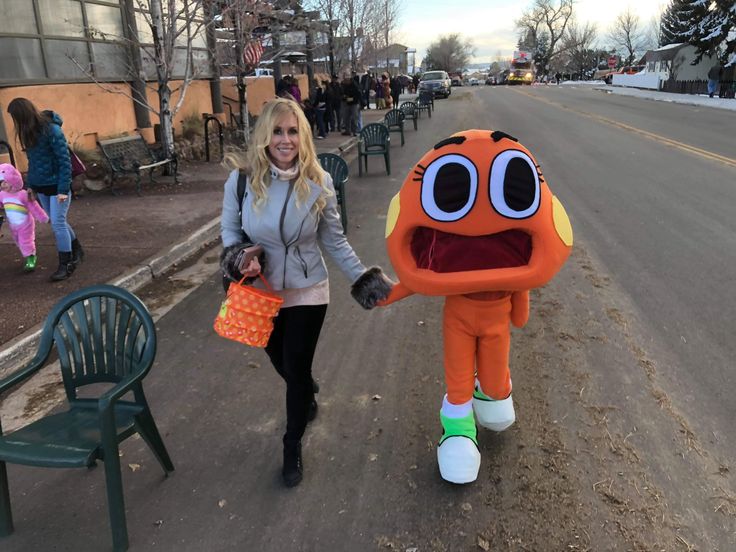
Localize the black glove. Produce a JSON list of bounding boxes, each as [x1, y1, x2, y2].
[[351, 266, 393, 310]]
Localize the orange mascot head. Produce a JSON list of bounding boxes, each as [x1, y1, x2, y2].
[[385, 129, 573, 296]]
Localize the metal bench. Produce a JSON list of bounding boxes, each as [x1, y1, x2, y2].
[[97, 135, 178, 195]]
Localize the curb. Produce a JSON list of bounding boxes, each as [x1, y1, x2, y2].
[[0, 140, 355, 374], [0, 217, 222, 374]]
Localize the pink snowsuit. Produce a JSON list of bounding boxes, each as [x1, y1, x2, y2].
[[0, 164, 48, 257]]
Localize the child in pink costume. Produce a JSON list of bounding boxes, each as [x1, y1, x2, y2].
[[0, 163, 49, 271]]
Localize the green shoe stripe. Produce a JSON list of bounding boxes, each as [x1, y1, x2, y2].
[[439, 412, 478, 445], [473, 386, 492, 401]]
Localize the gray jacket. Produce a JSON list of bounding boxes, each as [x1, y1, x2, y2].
[[221, 169, 366, 290]]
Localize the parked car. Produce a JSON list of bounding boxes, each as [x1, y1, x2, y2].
[[418, 70, 452, 98], [485, 76, 497, 85], [451, 76, 463, 87], [469, 77, 479, 86]]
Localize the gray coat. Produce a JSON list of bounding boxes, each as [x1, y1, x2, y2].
[[221, 169, 366, 290]]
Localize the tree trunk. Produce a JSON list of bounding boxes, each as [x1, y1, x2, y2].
[[150, 0, 175, 160]]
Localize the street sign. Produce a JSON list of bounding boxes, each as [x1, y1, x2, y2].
[[608, 55, 617, 68]]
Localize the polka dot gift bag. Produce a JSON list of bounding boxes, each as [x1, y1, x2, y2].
[[214, 274, 283, 347]]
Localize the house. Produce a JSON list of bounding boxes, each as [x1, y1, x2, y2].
[[642, 43, 717, 82]]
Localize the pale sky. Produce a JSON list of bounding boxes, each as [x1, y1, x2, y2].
[[396, 0, 668, 66]]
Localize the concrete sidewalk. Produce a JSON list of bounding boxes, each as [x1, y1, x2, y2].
[[0, 105, 393, 373]]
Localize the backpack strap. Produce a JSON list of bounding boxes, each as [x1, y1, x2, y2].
[[237, 171, 247, 218]]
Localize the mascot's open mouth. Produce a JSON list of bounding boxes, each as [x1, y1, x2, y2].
[[411, 227, 532, 273]]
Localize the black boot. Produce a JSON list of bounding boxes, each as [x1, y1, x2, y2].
[[71, 238, 85, 265], [282, 440, 303, 487], [50, 252, 75, 281]]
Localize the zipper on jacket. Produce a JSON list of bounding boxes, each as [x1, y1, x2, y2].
[[294, 246, 308, 278], [279, 180, 295, 287]]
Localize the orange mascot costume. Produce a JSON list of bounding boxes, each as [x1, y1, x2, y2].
[[380, 130, 573, 483]]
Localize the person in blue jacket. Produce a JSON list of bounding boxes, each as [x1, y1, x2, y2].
[[7, 98, 84, 281]]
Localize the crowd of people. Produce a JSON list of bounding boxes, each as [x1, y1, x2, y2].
[[274, 71, 412, 140]]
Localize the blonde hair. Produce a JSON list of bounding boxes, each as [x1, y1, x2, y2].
[[223, 98, 331, 213]]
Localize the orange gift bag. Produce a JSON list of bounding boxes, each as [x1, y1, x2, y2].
[[214, 274, 283, 347]]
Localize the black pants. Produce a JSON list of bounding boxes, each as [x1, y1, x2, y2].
[[265, 304, 327, 444]]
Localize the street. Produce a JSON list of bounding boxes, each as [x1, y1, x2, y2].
[[4, 86, 736, 551]]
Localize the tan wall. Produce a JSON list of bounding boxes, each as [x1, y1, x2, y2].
[[0, 80, 215, 171]]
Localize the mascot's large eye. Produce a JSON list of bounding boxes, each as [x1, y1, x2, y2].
[[489, 150, 540, 219], [420, 154, 477, 222]]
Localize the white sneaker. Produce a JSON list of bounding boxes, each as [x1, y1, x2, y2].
[[473, 383, 515, 432], [437, 411, 480, 484], [437, 437, 480, 483]]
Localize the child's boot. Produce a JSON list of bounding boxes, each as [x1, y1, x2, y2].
[[23, 254, 37, 272], [472, 379, 515, 432], [437, 400, 480, 484]]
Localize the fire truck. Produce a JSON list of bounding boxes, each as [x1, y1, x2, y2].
[[507, 50, 535, 85]]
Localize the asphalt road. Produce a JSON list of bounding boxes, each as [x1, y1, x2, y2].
[[4, 87, 736, 551]]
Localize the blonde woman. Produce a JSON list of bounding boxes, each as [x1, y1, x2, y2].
[[220, 98, 392, 487]]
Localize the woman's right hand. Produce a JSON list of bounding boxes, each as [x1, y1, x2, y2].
[[241, 257, 261, 278]]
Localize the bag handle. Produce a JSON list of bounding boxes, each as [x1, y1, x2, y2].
[[237, 272, 275, 291]]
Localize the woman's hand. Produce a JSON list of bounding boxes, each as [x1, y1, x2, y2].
[[57, 194, 69, 203], [241, 257, 261, 278]]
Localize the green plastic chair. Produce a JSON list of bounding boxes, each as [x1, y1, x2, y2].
[[358, 123, 391, 177], [383, 109, 406, 147], [0, 284, 173, 552], [416, 90, 433, 118], [399, 101, 419, 131], [317, 152, 349, 233]]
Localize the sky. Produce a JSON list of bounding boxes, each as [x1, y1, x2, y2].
[[396, 0, 669, 66]]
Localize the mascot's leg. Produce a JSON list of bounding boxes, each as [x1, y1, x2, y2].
[[473, 296, 515, 431], [439, 296, 481, 484]]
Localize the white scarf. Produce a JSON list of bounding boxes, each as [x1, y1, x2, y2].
[[269, 162, 299, 181]]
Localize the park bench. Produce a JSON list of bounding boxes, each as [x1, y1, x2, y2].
[[97, 134, 178, 195]]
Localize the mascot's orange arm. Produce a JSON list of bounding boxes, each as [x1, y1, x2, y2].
[[377, 281, 415, 306], [510, 290, 530, 328]]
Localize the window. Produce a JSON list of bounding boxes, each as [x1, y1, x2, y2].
[[86, 3, 124, 40], [46, 39, 91, 78], [0, 0, 38, 34], [38, 0, 85, 37], [0, 37, 46, 80]]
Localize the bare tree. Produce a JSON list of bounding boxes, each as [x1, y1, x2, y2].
[[425, 33, 475, 73], [339, 0, 370, 72], [516, 0, 575, 75], [608, 8, 648, 65], [75, 0, 215, 160], [560, 18, 598, 78]]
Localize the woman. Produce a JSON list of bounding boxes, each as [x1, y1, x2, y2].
[[7, 98, 84, 281], [220, 98, 391, 487]]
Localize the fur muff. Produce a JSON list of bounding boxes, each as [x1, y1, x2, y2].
[[351, 266, 393, 309]]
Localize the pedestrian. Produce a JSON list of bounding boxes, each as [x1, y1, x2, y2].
[[0, 163, 49, 272], [341, 76, 361, 136], [707, 63, 722, 98], [7, 98, 84, 281], [311, 79, 327, 139], [555, 72, 562, 85], [382, 74, 393, 110], [375, 79, 385, 109], [287, 76, 302, 104], [327, 75, 342, 133], [219, 98, 392, 487], [390, 75, 402, 109]]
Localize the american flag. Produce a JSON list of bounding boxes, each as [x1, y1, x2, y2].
[[243, 39, 264, 66]]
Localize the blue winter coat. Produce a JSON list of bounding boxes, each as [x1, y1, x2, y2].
[[25, 111, 72, 195]]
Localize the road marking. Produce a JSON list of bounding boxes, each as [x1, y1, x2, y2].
[[515, 88, 736, 169]]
